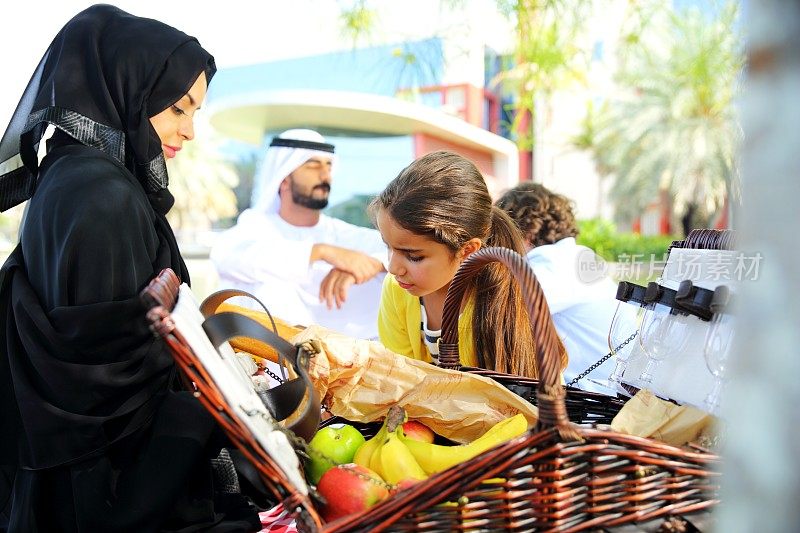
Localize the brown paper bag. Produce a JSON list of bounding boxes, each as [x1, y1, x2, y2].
[[291, 325, 538, 443], [610, 389, 714, 446], [216, 304, 538, 442]]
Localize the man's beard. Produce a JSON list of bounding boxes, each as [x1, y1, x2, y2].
[[291, 181, 330, 210]]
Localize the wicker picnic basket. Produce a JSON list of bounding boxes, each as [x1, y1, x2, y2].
[[321, 247, 720, 532], [142, 246, 720, 532], [141, 273, 324, 531], [459, 367, 626, 426]]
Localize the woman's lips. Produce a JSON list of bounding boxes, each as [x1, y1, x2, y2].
[[163, 145, 180, 158], [397, 280, 414, 290]]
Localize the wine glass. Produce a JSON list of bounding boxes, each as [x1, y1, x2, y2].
[[703, 312, 735, 412], [607, 302, 644, 385], [638, 304, 691, 385]]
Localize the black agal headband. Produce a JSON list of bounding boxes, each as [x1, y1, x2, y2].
[[269, 137, 335, 153]]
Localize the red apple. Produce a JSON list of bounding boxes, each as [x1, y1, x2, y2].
[[389, 478, 421, 495], [317, 464, 389, 522], [402, 420, 435, 443]]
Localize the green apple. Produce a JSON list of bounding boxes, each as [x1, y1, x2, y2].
[[306, 424, 366, 485]]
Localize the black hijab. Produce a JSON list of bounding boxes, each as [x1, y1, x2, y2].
[[0, 5, 215, 472], [0, 3, 216, 213]]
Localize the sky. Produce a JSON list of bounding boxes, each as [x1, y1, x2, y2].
[[0, 1, 511, 132], [0, 1, 340, 129]]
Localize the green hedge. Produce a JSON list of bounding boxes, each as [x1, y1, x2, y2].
[[325, 194, 377, 229], [576, 218, 677, 263], [321, 199, 677, 265]]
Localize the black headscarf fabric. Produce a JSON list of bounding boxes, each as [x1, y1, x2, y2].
[[0, 3, 216, 212], [0, 6, 260, 532]]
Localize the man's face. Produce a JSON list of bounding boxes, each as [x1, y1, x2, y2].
[[284, 156, 333, 210]]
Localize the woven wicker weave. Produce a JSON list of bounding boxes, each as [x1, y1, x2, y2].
[[141, 271, 324, 531], [324, 248, 720, 532], [143, 246, 720, 532], [669, 228, 736, 253], [463, 367, 626, 426]]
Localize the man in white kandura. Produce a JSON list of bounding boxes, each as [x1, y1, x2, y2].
[[211, 129, 386, 338]]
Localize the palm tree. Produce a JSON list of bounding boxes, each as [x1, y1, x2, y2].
[[337, 0, 592, 151], [590, 1, 743, 234], [491, 0, 591, 149], [165, 129, 239, 241]]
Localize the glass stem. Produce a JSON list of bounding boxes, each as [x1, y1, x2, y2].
[[640, 359, 659, 385], [704, 378, 724, 411], [609, 359, 628, 384]]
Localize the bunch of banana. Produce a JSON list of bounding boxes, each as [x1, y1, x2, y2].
[[354, 406, 428, 484], [398, 413, 528, 475], [354, 406, 529, 481], [352, 420, 388, 469]]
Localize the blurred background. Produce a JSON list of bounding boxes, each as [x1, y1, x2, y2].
[[9, 4, 800, 531], [0, 0, 743, 297]]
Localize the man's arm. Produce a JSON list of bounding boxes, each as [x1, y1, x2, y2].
[[326, 218, 389, 265], [318, 268, 356, 309], [212, 213, 385, 288], [211, 219, 316, 284], [310, 243, 384, 284]]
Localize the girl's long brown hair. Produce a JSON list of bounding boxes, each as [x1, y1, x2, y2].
[[371, 151, 567, 378]]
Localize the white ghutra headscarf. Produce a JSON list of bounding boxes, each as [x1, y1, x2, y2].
[[250, 129, 337, 215]]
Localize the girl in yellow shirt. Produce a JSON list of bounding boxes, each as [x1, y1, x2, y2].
[[371, 151, 566, 378]]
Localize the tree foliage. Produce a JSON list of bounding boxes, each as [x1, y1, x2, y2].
[[334, 1, 744, 231], [0, 203, 24, 249], [339, 0, 378, 48], [588, 1, 743, 227], [492, 0, 591, 148], [166, 131, 239, 237]]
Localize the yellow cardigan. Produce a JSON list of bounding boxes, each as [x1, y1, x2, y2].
[[377, 274, 478, 367]]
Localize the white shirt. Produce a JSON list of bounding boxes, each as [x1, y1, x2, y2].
[[210, 209, 387, 339], [526, 237, 620, 395]]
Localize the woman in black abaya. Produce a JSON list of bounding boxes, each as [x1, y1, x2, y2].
[[0, 5, 260, 532]]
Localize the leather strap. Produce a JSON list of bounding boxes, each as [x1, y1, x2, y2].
[[200, 289, 277, 327], [200, 288, 287, 378], [201, 311, 320, 442]]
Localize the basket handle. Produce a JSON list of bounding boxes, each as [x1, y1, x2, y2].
[[438, 247, 576, 436], [139, 272, 321, 441], [140, 268, 181, 311], [682, 228, 736, 250], [201, 312, 321, 442]]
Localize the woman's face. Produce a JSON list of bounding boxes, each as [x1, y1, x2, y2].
[[376, 208, 480, 299], [149, 71, 207, 159]]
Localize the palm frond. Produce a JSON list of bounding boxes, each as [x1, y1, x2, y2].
[[582, 1, 743, 226]]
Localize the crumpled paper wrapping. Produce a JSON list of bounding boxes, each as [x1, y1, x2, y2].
[[610, 389, 715, 446], [289, 325, 538, 444], [215, 303, 538, 442]]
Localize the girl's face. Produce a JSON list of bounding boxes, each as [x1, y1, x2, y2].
[[376, 209, 481, 299], [149, 71, 207, 159]]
